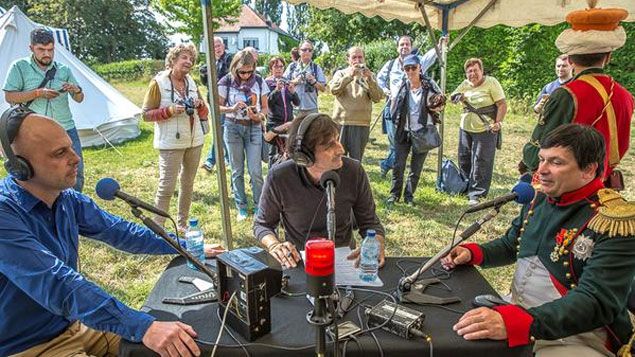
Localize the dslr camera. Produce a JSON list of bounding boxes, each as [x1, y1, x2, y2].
[[299, 71, 315, 93], [176, 97, 196, 116], [238, 96, 258, 117]]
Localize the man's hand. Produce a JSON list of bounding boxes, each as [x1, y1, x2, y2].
[[39, 88, 60, 99], [61, 82, 81, 95], [347, 243, 386, 268], [268, 241, 301, 269], [453, 307, 507, 341], [142, 321, 201, 357], [204, 243, 226, 258], [440, 246, 472, 270]]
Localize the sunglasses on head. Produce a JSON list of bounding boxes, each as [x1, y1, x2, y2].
[[404, 65, 419, 72], [300, 48, 313, 52], [238, 70, 254, 75]]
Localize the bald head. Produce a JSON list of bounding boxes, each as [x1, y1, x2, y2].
[[13, 114, 66, 157]]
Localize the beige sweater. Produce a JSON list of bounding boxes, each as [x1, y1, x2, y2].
[[329, 68, 384, 126]]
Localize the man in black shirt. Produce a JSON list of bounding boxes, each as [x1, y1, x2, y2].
[[253, 113, 385, 268]]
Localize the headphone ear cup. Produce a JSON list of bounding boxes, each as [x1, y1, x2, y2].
[[5, 155, 34, 181]]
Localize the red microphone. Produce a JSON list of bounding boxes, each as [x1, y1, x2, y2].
[[305, 239, 335, 298]]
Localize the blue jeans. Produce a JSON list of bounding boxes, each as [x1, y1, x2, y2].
[[67, 128, 84, 192], [224, 121, 264, 210], [380, 118, 396, 172], [204, 114, 228, 166]]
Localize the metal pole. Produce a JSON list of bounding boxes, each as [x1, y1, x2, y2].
[[437, 33, 448, 178], [449, 0, 498, 51], [416, 0, 443, 67], [201, 0, 233, 249]]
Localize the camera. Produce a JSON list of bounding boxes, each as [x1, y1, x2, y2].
[[276, 78, 289, 86], [300, 72, 315, 93], [239, 106, 259, 117], [355, 64, 366, 70], [176, 97, 196, 116]]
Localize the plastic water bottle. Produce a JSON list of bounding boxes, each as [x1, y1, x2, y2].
[[185, 218, 205, 270], [359, 229, 379, 282]]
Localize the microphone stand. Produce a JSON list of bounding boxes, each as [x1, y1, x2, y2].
[[325, 181, 336, 241], [397, 206, 502, 304], [129, 207, 218, 285]]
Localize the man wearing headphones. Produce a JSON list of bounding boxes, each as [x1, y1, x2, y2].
[[0, 107, 211, 356], [253, 113, 385, 268]]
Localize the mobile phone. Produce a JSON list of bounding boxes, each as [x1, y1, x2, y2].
[[327, 321, 361, 340]]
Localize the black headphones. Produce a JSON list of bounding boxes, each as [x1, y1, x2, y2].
[[0, 106, 36, 181], [290, 113, 325, 167]]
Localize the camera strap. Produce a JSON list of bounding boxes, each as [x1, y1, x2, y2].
[[169, 70, 190, 103], [25, 65, 57, 108]]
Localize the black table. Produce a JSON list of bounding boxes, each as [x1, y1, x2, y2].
[[120, 256, 532, 356]]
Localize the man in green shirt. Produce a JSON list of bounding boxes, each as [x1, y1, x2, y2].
[[3, 28, 85, 192]]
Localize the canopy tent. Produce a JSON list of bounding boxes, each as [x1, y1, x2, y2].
[[286, 0, 635, 175], [0, 6, 141, 148]]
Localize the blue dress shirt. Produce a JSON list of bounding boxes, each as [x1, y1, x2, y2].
[[0, 177, 179, 355]]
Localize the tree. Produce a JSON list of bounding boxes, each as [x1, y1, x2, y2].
[[285, 3, 310, 41], [25, 0, 168, 63], [245, 0, 282, 25], [152, 0, 241, 45]]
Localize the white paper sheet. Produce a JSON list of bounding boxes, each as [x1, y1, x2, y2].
[[301, 247, 383, 287]]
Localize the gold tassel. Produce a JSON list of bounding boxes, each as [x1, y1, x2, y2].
[[618, 330, 635, 357], [588, 189, 635, 238], [587, 0, 598, 9]]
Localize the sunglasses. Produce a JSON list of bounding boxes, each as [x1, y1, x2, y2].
[[238, 70, 254, 75], [300, 48, 313, 52], [404, 65, 419, 72]]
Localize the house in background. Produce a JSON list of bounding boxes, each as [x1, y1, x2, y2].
[[215, 5, 293, 55]]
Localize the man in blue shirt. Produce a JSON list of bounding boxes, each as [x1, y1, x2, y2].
[[0, 110, 214, 355], [533, 54, 573, 114], [3, 28, 86, 192]]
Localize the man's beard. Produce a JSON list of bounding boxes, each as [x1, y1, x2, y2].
[[34, 56, 52, 67]]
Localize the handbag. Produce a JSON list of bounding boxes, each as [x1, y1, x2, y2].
[[436, 158, 469, 195], [409, 124, 441, 154]]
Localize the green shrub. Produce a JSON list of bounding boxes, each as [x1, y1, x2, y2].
[[92, 59, 164, 81]]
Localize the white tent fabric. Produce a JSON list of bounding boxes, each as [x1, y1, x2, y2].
[[286, 0, 635, 30], [0, 6, 141, 148]]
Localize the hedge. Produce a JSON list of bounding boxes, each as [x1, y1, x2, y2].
[[92, 59, 164, 81]]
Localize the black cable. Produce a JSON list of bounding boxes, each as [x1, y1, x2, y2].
[[356, 304, 383, 357], [215, 307, 250, 357]]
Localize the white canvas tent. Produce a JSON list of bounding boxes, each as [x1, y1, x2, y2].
[[0, 6, 141, 148], [287, 0, 635, 175]]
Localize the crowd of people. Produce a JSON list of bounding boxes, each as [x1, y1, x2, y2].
[[1, 3, 634, 357]]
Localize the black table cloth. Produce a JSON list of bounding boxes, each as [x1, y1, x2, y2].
[[120, 256, 532, 357]]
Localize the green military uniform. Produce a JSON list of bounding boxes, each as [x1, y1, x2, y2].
[[466, 179, 635, 353]]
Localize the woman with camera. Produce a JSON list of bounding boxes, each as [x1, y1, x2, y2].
[[386, 54, 445, 207], [450, 58, 507, 206], [218, 50, 269, 221], [264, 56, 299, 167], [142, 43, 209, 231]]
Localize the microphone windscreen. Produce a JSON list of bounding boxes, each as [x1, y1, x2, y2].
[[319, 170, 340, 189], [512, 182, 535, 205], [95, 177, 120, 201]]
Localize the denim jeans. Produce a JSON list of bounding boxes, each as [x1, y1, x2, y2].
[[66, 128, 84, 192], [390, 137, 428, 202], [380, 118, 396, 172], [224, 121, 264, 210], [204, 114, 228, 166], [458, 129, 497, 199]]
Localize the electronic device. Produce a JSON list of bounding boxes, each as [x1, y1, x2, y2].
[[472, 294, 509, 308], [216, 247, 283, 341], [366, 299, 426, 339], [0, 106, 36, 181], [327, 321, 361, 341], [290, 113, 323, 167]]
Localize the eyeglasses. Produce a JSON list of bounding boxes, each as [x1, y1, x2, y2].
[[272, 64, 285, 69], [238, 70, 254, 75], [404, 65, 419, 72], [300, 48, 313, 52]]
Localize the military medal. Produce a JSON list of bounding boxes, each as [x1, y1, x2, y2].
[[550, 228, 577, 262], [572, 234, 595, 261]]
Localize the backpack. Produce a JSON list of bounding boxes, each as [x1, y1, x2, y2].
[[436, 158, 469, 195]]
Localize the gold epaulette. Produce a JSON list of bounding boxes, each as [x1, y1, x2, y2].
[[588, 189, 635, 237]]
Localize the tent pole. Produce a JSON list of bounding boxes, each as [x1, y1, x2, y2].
[[436, 8, 450, 181], [201, 0, 234, 250], [449, 0, 498, 51], [416, 0, 442, 67], [92, 127, 124, 157]]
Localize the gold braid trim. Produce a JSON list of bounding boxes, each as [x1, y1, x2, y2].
[[588, 189, 635, 238], [617, 330, 635, 357]]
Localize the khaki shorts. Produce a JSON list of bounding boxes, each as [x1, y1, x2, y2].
[[10, 321, 120, 357]]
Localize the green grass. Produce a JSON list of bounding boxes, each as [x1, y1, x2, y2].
[[3, 80, 634, 309]]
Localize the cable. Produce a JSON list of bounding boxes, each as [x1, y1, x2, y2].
[[356, 304, 383, 357], [211, 291, 236, 357], [215, 308, 250, 357]]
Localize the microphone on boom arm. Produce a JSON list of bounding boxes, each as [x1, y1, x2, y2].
[[95, 177, 170, 218]]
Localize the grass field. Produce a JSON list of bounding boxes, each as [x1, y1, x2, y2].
[[3, 78, 634, 309]]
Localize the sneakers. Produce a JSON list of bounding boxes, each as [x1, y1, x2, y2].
[[405, 199, 415, 207], [201, 162, 214, 173], [237, 208, 249, 221], [468, 197, 480, 206], [385, 196, 396, 209]]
